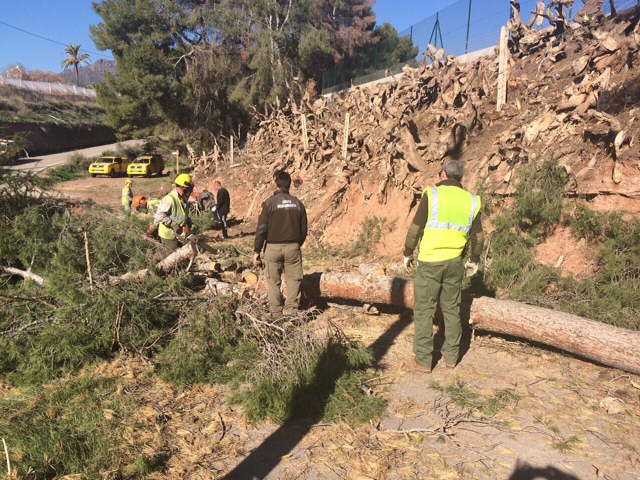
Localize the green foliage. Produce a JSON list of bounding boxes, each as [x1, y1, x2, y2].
[[230, 333, 383, 425], [434, 379, 519, 417], [323, 370, 387, 424], [552, 435, 581, 453], [157, 298, 241, 385], [513, 160, 568, 238], [350, 216, 387, 257], [483, 160, 639, 329], [0, 376, 131, 478], [91, 0, 383, 142], [44, 153, 91, 184], [485, 160, 567, 291], [0, 207, 189, 384]]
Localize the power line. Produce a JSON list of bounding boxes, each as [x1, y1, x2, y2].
[[0, 20, 114, 60]]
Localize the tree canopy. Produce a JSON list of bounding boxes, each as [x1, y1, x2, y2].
[[91, 0, 417, 146]]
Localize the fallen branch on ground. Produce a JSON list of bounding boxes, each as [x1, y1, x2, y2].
[[1, 266, 45, 286]]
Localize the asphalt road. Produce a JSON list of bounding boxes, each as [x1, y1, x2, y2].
[[8, 139, 144, 173]]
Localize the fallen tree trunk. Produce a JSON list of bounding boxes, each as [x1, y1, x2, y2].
[[265, 272, 640, 375], [109, 243, 198, 285]]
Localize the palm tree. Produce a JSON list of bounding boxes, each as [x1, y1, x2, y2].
[[61, 44, 91, 87]]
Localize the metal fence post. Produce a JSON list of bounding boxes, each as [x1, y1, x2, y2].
[[465, 0, 473, 54]]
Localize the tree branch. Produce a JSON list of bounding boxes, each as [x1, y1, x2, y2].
[[1, 266, 45, 286]]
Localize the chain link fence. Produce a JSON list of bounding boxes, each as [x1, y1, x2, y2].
[[322, 0, 638, 94], [0, 75, 97, 98]]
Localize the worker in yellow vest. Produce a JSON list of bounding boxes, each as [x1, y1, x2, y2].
[[403, 160, 484, 372], [121, 179, 133, 215], [150, 174, 194, 250]]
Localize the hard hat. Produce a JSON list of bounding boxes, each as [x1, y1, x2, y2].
[[125, 179, 132, 186], [175, 173, 193, 188]]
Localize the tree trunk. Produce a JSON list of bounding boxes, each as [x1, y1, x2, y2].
[[268, 272, 640, 375], [470, 296, 640, 375], [109, 242, 198, 285]]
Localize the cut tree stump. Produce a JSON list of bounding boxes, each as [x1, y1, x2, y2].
[[256, 272, 640, 375]]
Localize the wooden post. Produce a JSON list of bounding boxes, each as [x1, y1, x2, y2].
[[83, 232, 94, 292], [301, 113, 309, 151], [173, 150, 180, 175], [342, 113, 350, 160], [497, 26, 509, 111], [230, 136, 234, 165]]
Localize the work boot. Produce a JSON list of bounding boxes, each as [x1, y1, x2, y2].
[[410, 357, 432, 374]]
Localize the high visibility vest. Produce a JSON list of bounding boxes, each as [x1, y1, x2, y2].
[[121, 186, 132, 206], [417, 185, 481, 263], [158, 191, 188, 240]]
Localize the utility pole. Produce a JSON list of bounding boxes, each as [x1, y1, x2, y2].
[[465, 0, 473, 54]]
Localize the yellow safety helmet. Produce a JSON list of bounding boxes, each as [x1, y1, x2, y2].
[[125, 179, 132, 186], [175, 173, 193, 189]]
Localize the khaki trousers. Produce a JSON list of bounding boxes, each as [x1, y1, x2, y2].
[[413, 256, 464, 368], [264, 243, 303, 316], [161, 237, 179, 252]]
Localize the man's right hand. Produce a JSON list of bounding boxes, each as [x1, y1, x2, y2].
[[253, 253, 263, 268], [146, 224, 156, 238], [403, 255, 414, 274]]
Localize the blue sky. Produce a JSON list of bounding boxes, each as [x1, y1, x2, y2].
[[0, 0, 458, 73]]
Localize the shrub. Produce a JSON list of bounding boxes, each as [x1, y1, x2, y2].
[[0, 376, 133, 478]]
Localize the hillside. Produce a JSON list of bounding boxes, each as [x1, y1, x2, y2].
[[58, 59, 116, 87], [199, 9, 639, 235]]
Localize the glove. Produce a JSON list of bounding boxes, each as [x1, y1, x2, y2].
[[189, 224, 199, 235], [465, 261, 479, 277], [403, 255, 414, 274], [146, 224, 156, 238], [211, 206, 217, 212]]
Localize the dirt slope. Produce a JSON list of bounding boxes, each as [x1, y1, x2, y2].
[[192, 9, 639, 255]]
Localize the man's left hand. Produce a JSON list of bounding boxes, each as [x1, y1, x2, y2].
[[253, 253, 263, 268]]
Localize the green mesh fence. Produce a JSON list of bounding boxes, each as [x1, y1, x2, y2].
[[322, 0, 637, 94]]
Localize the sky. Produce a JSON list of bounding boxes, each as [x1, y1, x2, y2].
[[0, 0, 459, 74]]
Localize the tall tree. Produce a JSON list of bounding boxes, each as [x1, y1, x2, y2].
[[90, 0, 381, 143], [61, 44, 91, 87]]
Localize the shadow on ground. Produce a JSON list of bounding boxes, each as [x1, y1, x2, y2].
[[223, 309, 413, 479]]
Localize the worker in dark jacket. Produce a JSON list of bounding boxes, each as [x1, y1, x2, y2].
[[403, 160, 484, 372], [253, 171, 308, 317], [213, 180, 231, 239]]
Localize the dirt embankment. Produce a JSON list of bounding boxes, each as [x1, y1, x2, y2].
[[3, 121, 116, 156], [187, 9, 639, 274]]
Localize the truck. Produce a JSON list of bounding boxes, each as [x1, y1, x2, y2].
[[127, 154, 164, 177], [88, 156, 129, 177]]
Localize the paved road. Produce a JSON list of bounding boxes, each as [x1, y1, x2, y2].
[[8, 139, 144, 173]]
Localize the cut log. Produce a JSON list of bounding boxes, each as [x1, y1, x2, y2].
[[156, 243, 199, 274], [470, 297, 640, 375], [241, 269, 259, 286], [254, 272, 640, 375]]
